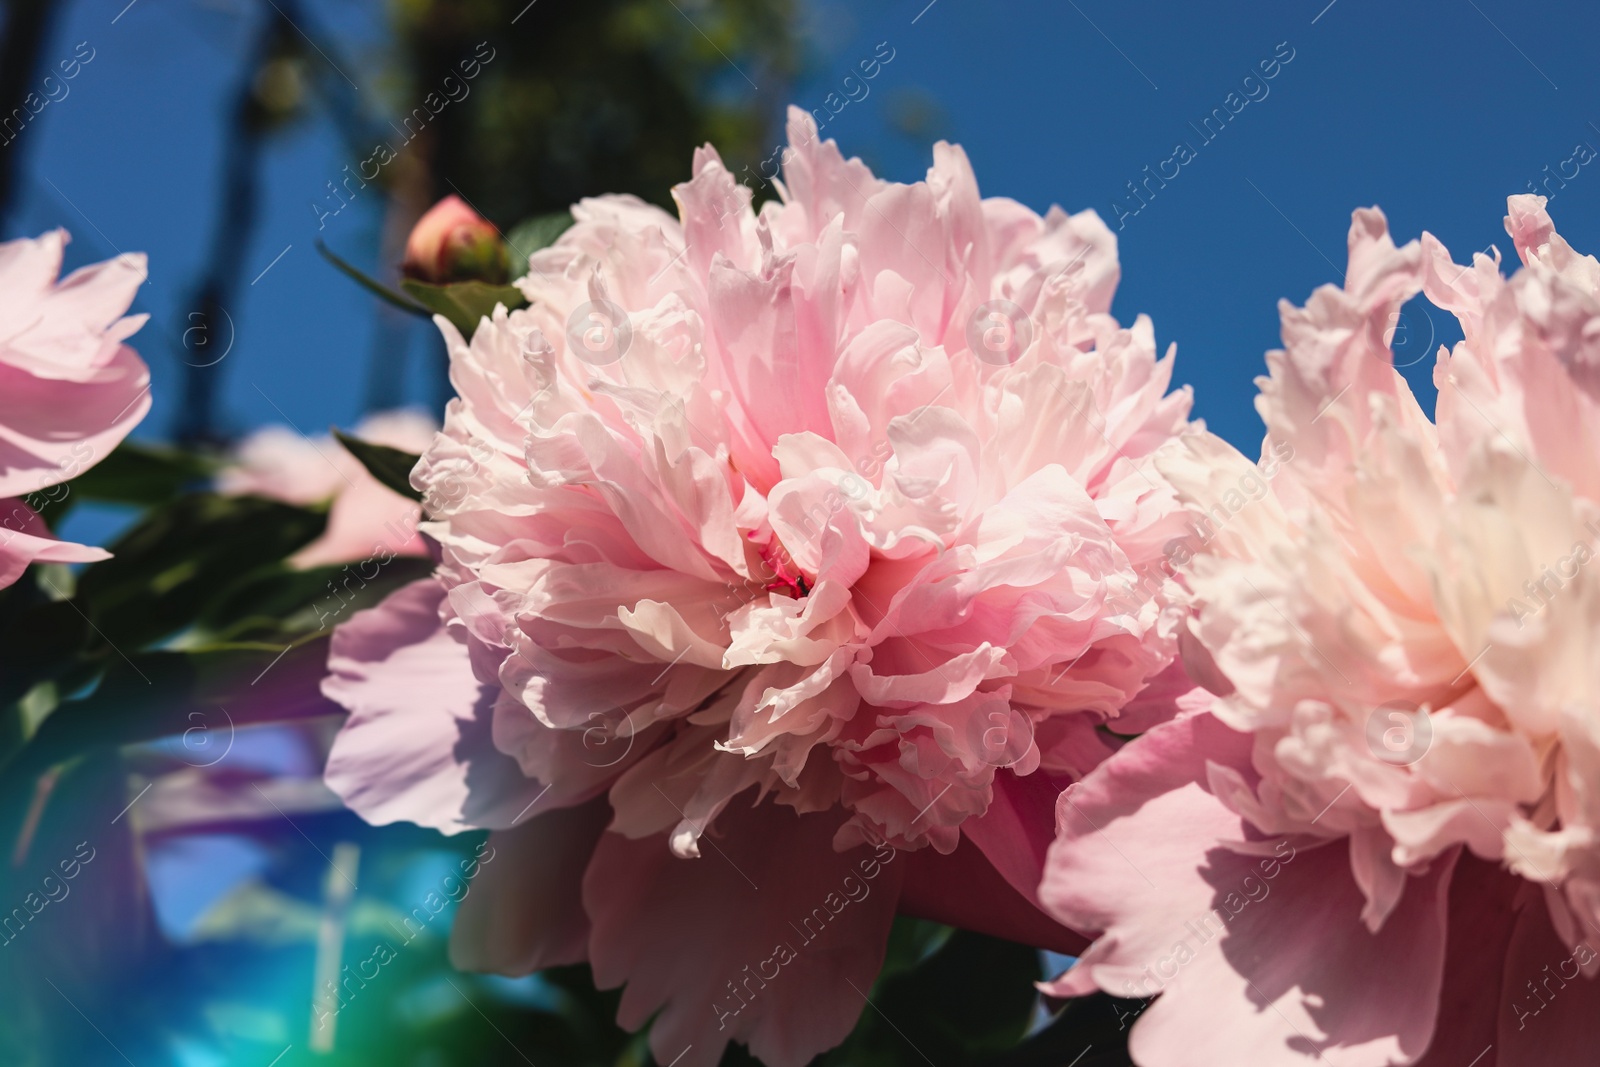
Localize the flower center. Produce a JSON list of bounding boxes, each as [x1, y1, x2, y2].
[[758, 537, 811, 598]]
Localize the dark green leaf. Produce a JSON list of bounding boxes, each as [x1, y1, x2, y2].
[[984, 993, 1141, 1067], [330, 429, 423, 502], [400, 278, 527, 338], [505, 212, 574, 277], [317, 240, 432, 316], [817, 928, 1043, 1067], [198, 555, 433, 642], [0, 599, 91, 708], [877, 916, 954, 982], [74, 493, 327, 650], [8, 638, 338, 779], [64, 442, 217, 507]]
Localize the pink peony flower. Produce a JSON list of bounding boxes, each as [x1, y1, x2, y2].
[[401, 194, 509, 285], [0, 230, 150, 588], [218, 410, 436, 568], [324, 108, 1202, 1066], [1041, 196, 1600, 1065]]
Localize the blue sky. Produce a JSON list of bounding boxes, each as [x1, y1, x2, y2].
[[11, 0, 1600, 453]]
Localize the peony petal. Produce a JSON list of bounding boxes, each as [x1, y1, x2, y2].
[[961, 766, 1068, 914], [1411, 853, 1521, 1067], [1121, 841, 1452, 1067], [900, 830, 1086, 954], [1043, 713, 1453, 1066], [1496, 880, 1600, 1067], [584, 794, 903, 1067], [449, 796, 609, 974], [323, 579, 547, 833], [0, 497, 109, 589]]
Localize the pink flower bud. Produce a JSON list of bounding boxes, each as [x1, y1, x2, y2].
[[401, 195, 508, 284]]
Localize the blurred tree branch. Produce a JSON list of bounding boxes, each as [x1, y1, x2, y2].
[[171, 7, 281, 445], [173, 0, 376, 444], [0, 0, 59, 223]]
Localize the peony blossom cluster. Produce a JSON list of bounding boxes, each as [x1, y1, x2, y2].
[[323, 108, 1205, 1066], [219, 410, 436, 568], [0, 230, 149, 588], [1042, 196, 1600, 1065]]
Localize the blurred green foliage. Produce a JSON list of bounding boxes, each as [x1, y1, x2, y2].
[[385, 0, 797, 221]]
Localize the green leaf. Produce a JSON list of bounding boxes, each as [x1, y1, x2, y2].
[[985, 993, 1141, 1067], [320, 238, 527, 338], [0, 572, 87, 721], [197, 555, 433, 642], [330, 430, 423, 502], [877, 916, 954, 982], [7, 638, 337, 779], [23, 442, 215, 529], [74, 493, 327, 651], [0, 599, 90, 708], [505, 212, 574, 277], [316, 240, 431, 316], [400, 278, 527, 338], [817, 928, 1043, 1067], [65, 441, 217, 507]]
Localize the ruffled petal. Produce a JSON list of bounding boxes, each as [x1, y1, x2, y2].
[[584, 794, 903, 1067], [323, 579, 547, 833], [449, 796, 609, 974]]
